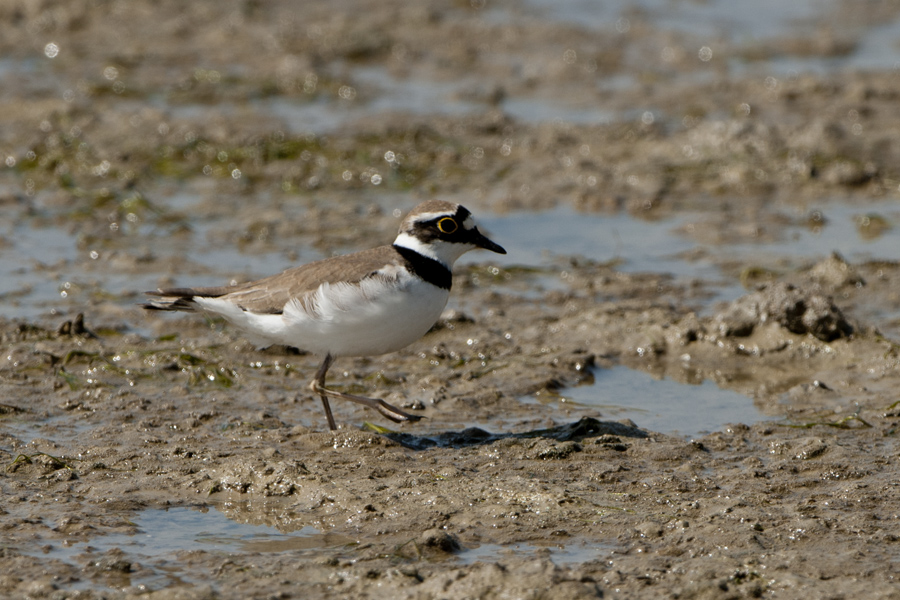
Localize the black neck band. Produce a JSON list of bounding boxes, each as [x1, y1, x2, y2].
[[392, 244, 452, 290]]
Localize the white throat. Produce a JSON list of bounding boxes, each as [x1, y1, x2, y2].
[[393, 232, 473, 267]]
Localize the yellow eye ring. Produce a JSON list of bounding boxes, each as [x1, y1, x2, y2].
[[437, 217, 458, 234]]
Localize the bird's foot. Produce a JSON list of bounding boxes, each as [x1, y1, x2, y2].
[[312, 384, 423, 424]]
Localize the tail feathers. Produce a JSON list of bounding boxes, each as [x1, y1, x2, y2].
[[142, 285, 234, 312], [141, 288, 201, 312], [140, 296, 197, 311]]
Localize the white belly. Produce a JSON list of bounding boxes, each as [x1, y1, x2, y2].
[[195, 275, 449, 357]]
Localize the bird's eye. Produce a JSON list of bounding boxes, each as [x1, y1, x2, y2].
[[437, 217, 458, 234]]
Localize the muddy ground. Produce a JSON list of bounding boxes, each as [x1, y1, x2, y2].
[[2, 0, 900, 598]]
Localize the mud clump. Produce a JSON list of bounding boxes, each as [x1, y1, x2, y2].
[[807, 252, 865, 289], [420, 529, 461, 553], [713, 282, 853, 341]]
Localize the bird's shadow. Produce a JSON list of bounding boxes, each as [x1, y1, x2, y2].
[[364, 416, 648, 451]]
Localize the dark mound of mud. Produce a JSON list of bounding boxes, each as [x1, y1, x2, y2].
[[714, 282, 853, 341]]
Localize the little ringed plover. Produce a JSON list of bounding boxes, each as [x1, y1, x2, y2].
[[142, 200, 506, 430]]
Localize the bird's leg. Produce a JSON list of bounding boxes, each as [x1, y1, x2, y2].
[[312, 354, 338, 431], [308, 354, 423, 427]]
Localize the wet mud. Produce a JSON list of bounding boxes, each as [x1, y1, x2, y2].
[[2, 0, 900, 598]]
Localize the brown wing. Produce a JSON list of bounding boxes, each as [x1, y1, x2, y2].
[[145, 245, 402, 314]]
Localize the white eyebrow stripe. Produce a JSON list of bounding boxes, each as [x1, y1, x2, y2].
[[410, 211, 454, 223]]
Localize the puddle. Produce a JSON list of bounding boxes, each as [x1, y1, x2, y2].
[[473, 202, 900, 306], [5, 411, 98, 448], [714, 204, 900, 269], [266, 66, 629, 133], [29, 505, 354, 591], [522, 0, 826, 39], [501, 96, 624, 125], [527, 365, 767, 439], [477, 204, 900, 273], [1, 217, 82, 319], [39, 505, 350, 560], [523, 0, 900, 74], [26, 504, 619, 589], [458, 540, 616, 566], [472, 208, 698, 275]]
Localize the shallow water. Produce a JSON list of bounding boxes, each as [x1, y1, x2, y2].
[[26, 503, 616, 593], [712, 203, 900, 268], [523, 0, 823, 39], [524, 0, 900, 73], [471, 200, 900, 311], [524, 365, 767, 439], [91, 506, 339, 556], [477, 203, 899, 272], [264, 68, 628, 133], [29, 505, 352, 591], [473, 208, 697, 274]]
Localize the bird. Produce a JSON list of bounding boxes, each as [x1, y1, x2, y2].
[[142, 200, 506, 430]]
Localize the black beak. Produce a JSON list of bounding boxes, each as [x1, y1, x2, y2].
[[471, 228, 506, 254]]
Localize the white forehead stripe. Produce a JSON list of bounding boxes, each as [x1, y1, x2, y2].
[[409, 210, 456, 224], [462, 215, 475, 230]]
